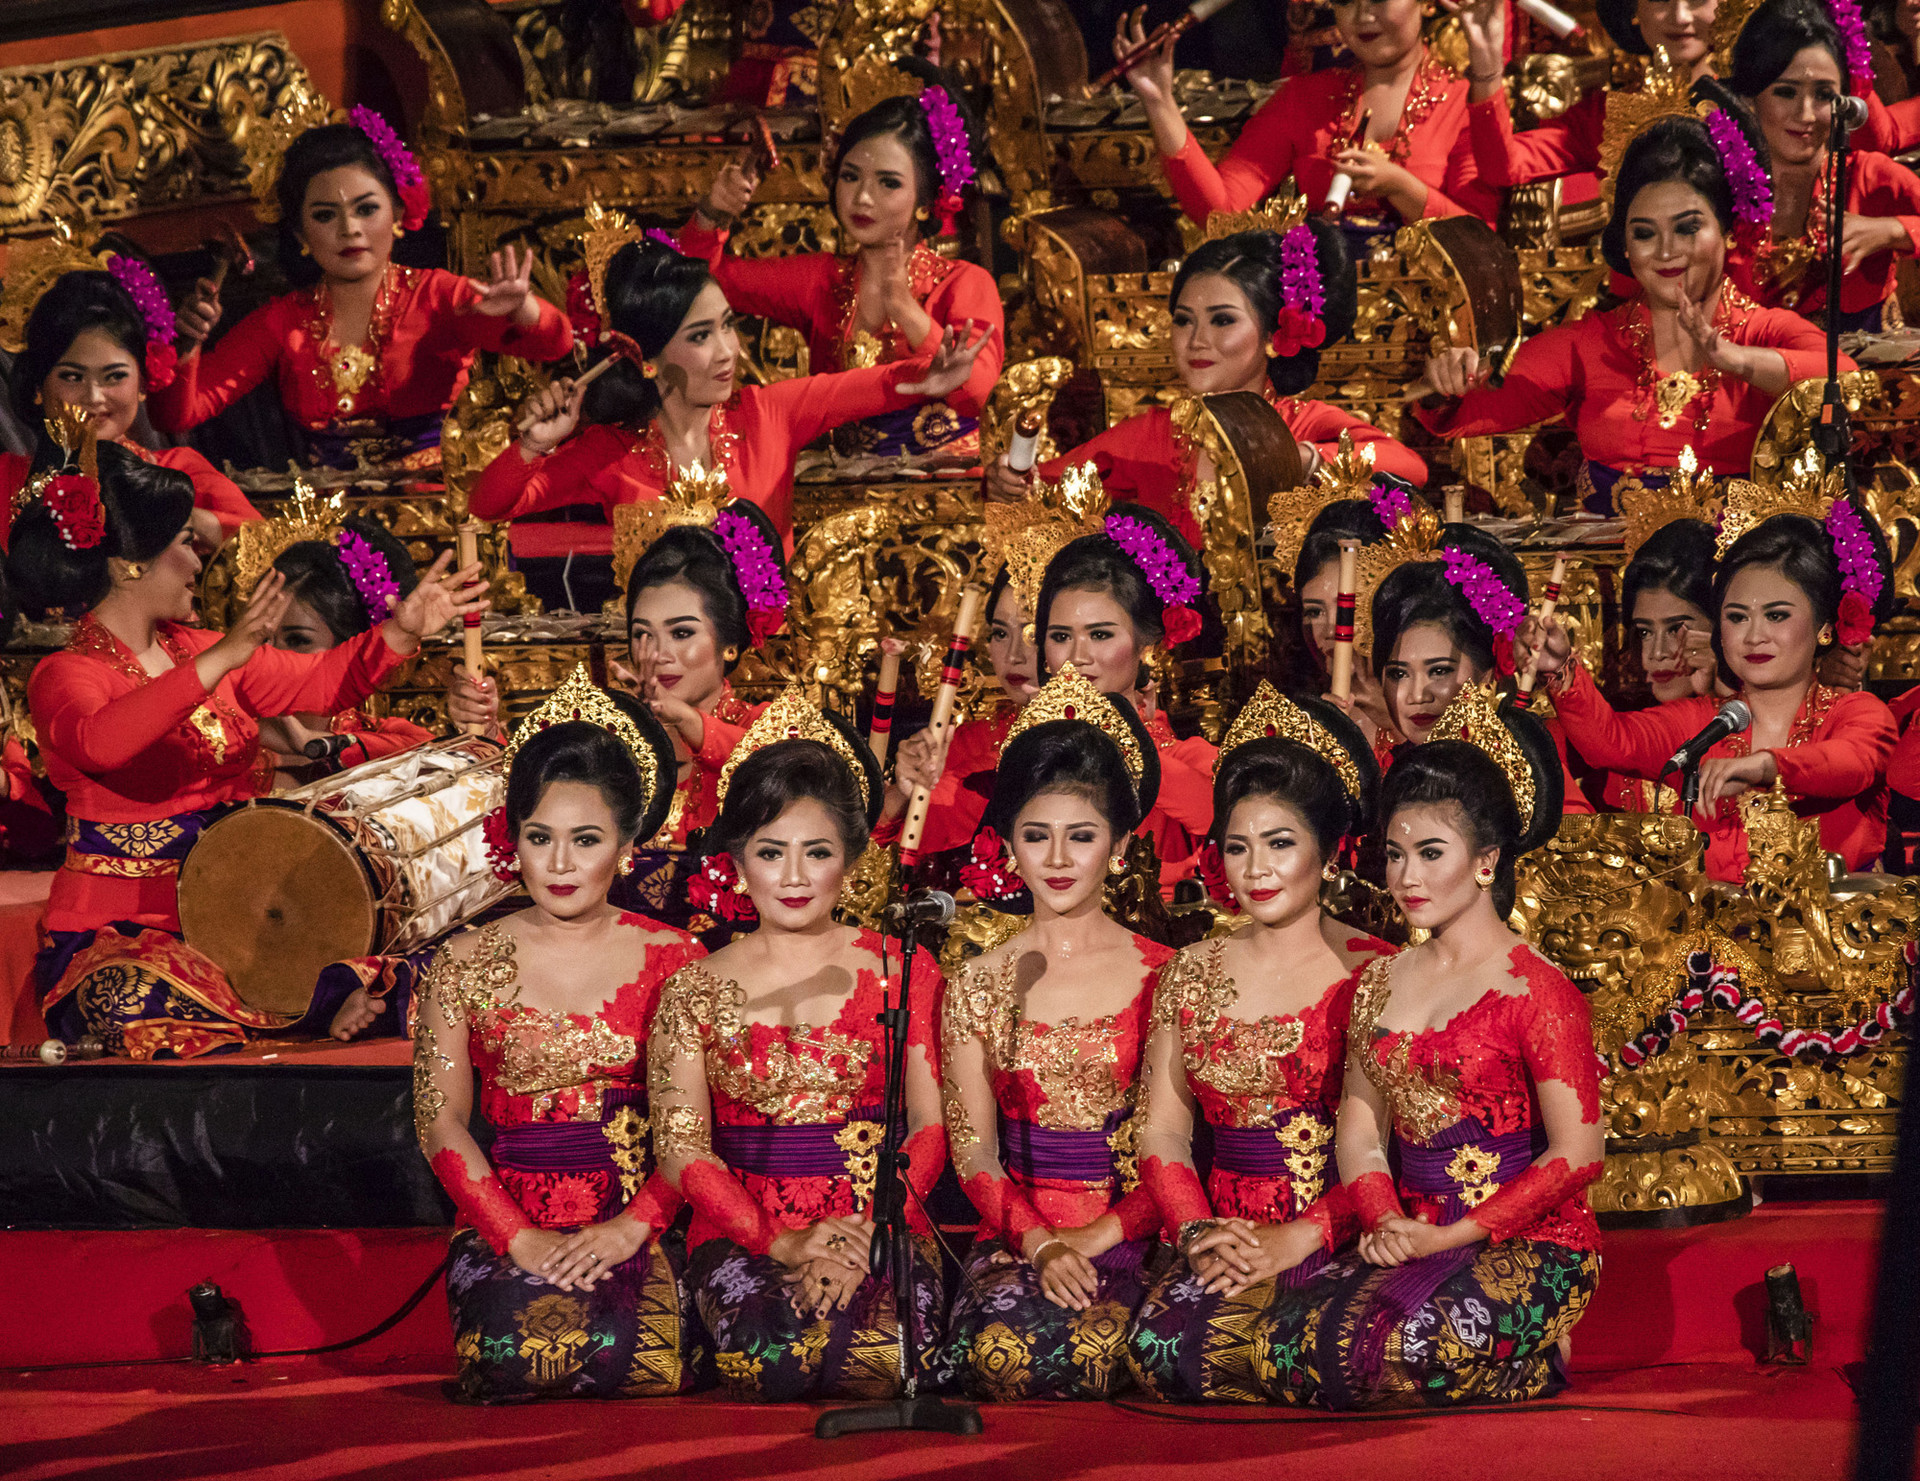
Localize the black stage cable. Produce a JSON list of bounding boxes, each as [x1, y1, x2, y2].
[[0, 1248, 454, 1376]]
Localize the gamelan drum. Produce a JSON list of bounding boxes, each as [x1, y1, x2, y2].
[[177, 735, 512, 1015]]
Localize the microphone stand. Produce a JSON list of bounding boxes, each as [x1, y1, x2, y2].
[[1813, 102, 1858, 495], [814, 901, 982, 1439]]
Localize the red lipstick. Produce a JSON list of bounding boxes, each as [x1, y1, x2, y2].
[[1043, 876, 1077, 891]]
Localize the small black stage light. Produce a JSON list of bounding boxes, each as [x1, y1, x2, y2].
[[188, 1280, 246, 1365]]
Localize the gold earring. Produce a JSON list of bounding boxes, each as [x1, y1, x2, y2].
[[392, 224, 404, 240], [121, 562, 146, 582], [299, 241, 311, 257], [723, 647, 738, 664], [617, 853, 634, 877], [732, 874, 748, 895], [641, 361, 657, 379], [1322, 860, 1340, 883], [1108, 854, 1125, 876], [915, 206, 930, 221], [1818, 625, 1835, 646], [1475, 864, 1495, 890]]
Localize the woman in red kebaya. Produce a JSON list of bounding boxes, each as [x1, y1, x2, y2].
[[1727, 0, 1920, 328], [941, 678, 1172, 1400], [1525, 504, 1898, 880], [468, 238, 987, 550], [1268, 704, 1601, 1408], [1412, 105, 1840, 513], [159, 113, 572, 467], [1128, 689, 1395, 1403], [416, 679, 707, 1403], [987, 226, 1426, 553], [681, 56, 1004, 463], [1118, 0, 1499, 227], [4, 268, 258, 549], [13, 443, 484, 1058]]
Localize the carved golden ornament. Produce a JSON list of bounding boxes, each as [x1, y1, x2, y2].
[[0, 220, 106, 354], [717, 686, 871, 810], [832, 53, 926, 125], [580, 201, 647, 333], [1001, 662, 1147, 786], [1597, 49, 1703, 218], [981, 461, 1109, 627], [1716, 447, 1843, 557], [1617, 445, 1724, 560], [979, 356, 1074, 471], [243, 72, 335, 223], [505, 664, 660, 815], [231, 480, 347, 601], [1708, 0, 1767, 77], [1264, 431, 1387, 580], [1167, 394, 1273, 665], [1182, 183, 1311, 253], [1219, 680, 1364, 804], [1352, 503, 1444, 661], [1429, 680, 1536, 828], [610, 460, 731, 592]]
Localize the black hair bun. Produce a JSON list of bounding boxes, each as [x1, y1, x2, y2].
[[606, 688, 681, 846], [1291, 691, 1382, 834], [821, 706, 885, 832], [1499, 698, 1566, 854]]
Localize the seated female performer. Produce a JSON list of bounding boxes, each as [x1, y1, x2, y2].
[[13, 439, 483, 1057], [987, 226, 1426, 551], [648, 697, 948, 1401], [1727, 0, 1920, 329], [1411, 106, 1840, 514], [1452, 0, 1722, 193], [469, 238, 987, 548], [1118, 0, 1500, 227], [1267, 687, 1605, 1409], [941, 666, 1172, 1401], [160, 113, 571, 467], [1525, 499, 1898, 879], [1287, 488, 1409, 751], [1036, 504, 1218, 887], [415, 672, 706, 1403], [4, 267, 258, 548], [682, 57, 1004, 463], [1128, 686, 1394, 1403]]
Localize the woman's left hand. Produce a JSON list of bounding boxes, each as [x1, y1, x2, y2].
[[869, 236, 916, 324], [471, 245, 538, 323], [383, 551, 490, 649], [1190, 1218, 1323, 1296], [542, 1216, 651, 1291], [1841, 213, 1912, 273], [783, 1255, 865, 1317], [1694, 749, 1778, 815], [1362, 1213, 1458, 1267], [898, 319, 990, 398], [1676, 291, 1749, 376]]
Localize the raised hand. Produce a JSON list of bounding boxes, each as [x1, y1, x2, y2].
[[385, 550, 490, 646], [1840, 212, 1909, 274], [1515, 612, 1575, 680], [1439, 0, 1507, 87], [700, 157, 762, 225], [516, 377, 586, 457], [897, 319, 990, 398], [175, 277, 224, 353], [470, 245, 536, 321], [1114, 5, 1177, 109], [1416, 346, 1486, 400]]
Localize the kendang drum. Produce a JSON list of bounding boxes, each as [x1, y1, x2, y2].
[[178, 736, 511, 1015]]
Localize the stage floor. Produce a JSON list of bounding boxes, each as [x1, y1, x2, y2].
[[0, 1357, 1867, 1481]]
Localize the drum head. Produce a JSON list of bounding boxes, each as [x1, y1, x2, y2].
[[177, 805, 381, 1017]]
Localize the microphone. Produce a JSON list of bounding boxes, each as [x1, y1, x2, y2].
[[1835, 95, 1870, 132], [1658, 699, 1752, 778], [883, 889, 957, 929], [1512, 0, 1585, 40]]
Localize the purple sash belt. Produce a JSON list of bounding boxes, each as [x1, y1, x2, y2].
[[712, 1105, 882, 1180], [1210, 1104, 1335, 1180], [491, 1086, 646, 1175], [1352, 1117, 1547, 1385], [998, 1108, 1128, 1185]]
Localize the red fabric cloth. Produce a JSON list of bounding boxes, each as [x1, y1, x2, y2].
[[1540, 712, 1595, 815], [0, 444, 261, 551], [1892, 703, 1920, 799], [29, 615, 409, 933], [1550, 660, 1895, 881], [1413, 288, 1841, 477], [1159, 51, 1499, 226], [900, 699, 1019, 858], [1464, 89, 1603, 195], [1036, 398, 1426, 553], [672, 230, 1006, 419], [148, 267, 572, 435], [467, 362, 926, 545], [1142, 710, 1217, 886], [325, 709, 434, 768], [1725, 151, 1920, 318], [649, 688, 767, 849]]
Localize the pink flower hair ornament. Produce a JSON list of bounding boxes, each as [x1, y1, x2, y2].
[[1104, 513, 1203, 646], [347, 106, 431, 231], [335, 528, 402, 625], [920, 86, 976, 235], [1703, 107, 1773, 229], [1826, 497, 1884, 645], [106, 256, 180, 389], [1825, 0, 1875, 86], [712, 508, 789, 645], [1442, 546, 1529, 677], [1272, 224, 1328, 359]]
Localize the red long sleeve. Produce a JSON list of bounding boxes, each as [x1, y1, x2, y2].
[[1349, 1170, 1403, 1231], [1152, 730, 1220, 837], [150, 296, 290, 431], [32, 657, 214, 777], [961, 1168, 1048, 1246], [1464, 90, 1602, 189], [679, 1158, 784, 1256], [1892, 716, 1920, 799], [230, 626, 411, 725], [902, 1123, 947, 1237], [146, 446, 261, 535], [1302, 1182, 1358, 1251], [617, 1169, 683, 1232], [467, 424, 637, 522], [332, 712, 435, 766], [1140, 1152, 1211, 1229], [430, 1148, 534, 1255], [1277, 398, 1429, 487]]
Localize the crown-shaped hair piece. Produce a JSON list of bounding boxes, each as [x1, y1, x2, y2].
[[1708, 0, 1766, 75], [1353, 503, 1445, 659], [1716, 447, 1841, 558], [1598, 49, 1701, 216], [1220, 679, 1364, 802], [245, 76, 336, 223], [0, 220, 106, 355], [232, 479, 348, 600], [1265, 432, 1382, 580], [1618, 445, 1724, 560], [1179, 182, 1311, 252], [838, 53, 927, 122], [981, 461, 1110, 624], [716, 686, 871, 811], [506, 664, 660, 814], [580, 201, 649, 333], [1429, 680, 1536, 828], [1000, 662, 1146, 789], [611, 460, 732, 591]]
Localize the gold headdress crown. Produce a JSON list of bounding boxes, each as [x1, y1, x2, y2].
[[245, 76, 336, 223], [837, 53, 928, 122], [231, 479, 347, 600], [1598, 49, 1702, 214], [1220, 680, 1364, 803], [1617, 445, 1724, 561], [999, 662, 1146, 788], [1708, 0, 1766, 76], [981, 461, 1110, 626], [1183, 182, 1311, 252], [1353, 503, 1445, 659], [505, 664, 661, 814], [1716, 448, 1842, 558], [1265, 432, 1387, 581], [16, 400, 103, 524], [580, 202, 648, 335], [0, 221, 107, 355], [611, 460, 733, 591], [1429, 680, 1536, 827], [716, 687, 872, 811]]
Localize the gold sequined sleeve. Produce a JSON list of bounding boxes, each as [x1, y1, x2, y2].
[[412, 943, 474, 1156], [647, 963, 719, 1181]]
